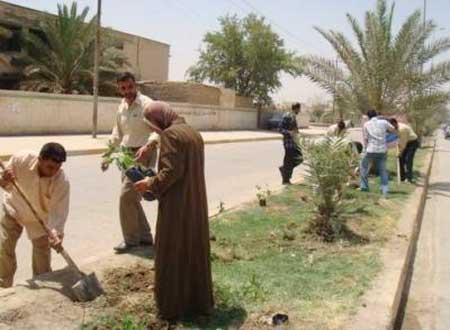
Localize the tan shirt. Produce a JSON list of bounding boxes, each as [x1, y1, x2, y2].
[[2, 152, 70, 240], [398, 123, 418, 152], [110, 92, 159, 148]]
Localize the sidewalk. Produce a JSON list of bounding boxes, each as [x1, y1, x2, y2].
[[0, 128, 327, 160]]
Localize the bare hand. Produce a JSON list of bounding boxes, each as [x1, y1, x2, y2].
[[0, 168, 15, 188], [135, 144, 153, 163], [101, 160, 109, 172], [49, 229, 63, 249], [134, 178, 150, 193]]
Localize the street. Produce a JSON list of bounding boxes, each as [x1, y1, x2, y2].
[[402, 134, 450, 330], [3, 140, 304, 283]]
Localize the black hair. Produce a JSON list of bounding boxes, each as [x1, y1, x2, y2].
[[292, 102, 301, 111], [367, 109, 378, 119], [337, 120, 346, 130], [388, 117, 398, 129], [117, 72, 136, 83], [39, 143, 67, 163]]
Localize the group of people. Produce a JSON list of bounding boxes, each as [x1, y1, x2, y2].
[[0, 70, 421, 321], [0, 72, 213, 321], [278, 106, 419, 197]]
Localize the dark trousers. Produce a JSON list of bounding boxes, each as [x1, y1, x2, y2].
[[400, 139, 419, 181], [281, 147, 303, 182]]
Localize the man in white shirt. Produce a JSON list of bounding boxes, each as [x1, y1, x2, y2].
[[0, 143, 70, 288], [360, 109, 396, 196], [101, 72, 158, 254]]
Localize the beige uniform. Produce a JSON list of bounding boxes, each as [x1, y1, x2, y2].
[[0, 151, 70, 287], [109, 92, 157, 245]]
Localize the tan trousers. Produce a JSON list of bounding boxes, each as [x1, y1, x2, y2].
[[119, 148, 157, 245], [0, 211, 51, 288]]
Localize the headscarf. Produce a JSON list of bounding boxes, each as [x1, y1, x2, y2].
[[143, 101, 179, 133]]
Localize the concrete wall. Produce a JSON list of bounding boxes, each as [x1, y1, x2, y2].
[[0, 89, 258, 135]]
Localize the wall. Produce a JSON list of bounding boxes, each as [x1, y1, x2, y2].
[[0, 89, 258, 135]]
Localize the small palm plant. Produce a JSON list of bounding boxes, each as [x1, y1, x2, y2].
[[300, 136, 358, 241]]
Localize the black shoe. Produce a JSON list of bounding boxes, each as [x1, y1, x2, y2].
[[140, 238, 153, 246], [113, 242, 138, 254]]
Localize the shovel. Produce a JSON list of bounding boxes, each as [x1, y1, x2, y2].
[[0, 161, 104, 302]]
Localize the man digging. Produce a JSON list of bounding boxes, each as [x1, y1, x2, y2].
[[0, 143, 70, 288]]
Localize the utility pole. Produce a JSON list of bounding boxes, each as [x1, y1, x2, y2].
[[92, 0, 102, 138]]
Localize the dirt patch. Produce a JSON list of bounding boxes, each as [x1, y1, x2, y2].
[[82, 262, 173, 329], [0, 309, 29, 325]]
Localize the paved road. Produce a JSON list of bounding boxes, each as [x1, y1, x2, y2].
[[3, 140, 305, 283], [402, 134, 450, 330]]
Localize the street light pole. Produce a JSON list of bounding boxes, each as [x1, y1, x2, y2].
[[92, 0, 102, 138]]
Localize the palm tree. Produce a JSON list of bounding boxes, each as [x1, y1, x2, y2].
[[20, 2, 125, 94], [300, 0, 450, 121]]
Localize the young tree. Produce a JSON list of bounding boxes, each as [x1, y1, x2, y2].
[[187, 14, 299, 105]]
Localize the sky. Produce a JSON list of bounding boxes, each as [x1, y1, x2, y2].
[[5, 0, 450, 104]]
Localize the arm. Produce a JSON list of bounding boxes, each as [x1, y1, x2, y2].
[[362, 125, 369, 147], [109, 111, 123, 148], [47, 180, 70, 234], [135, 131, 185, 197], [0, 157, 16, 191]]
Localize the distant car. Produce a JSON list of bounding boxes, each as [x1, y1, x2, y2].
[[266, 113, 284, 130]]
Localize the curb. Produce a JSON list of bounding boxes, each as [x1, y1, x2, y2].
[[0, 136, 283, 161], [349, 141, 436, 330]]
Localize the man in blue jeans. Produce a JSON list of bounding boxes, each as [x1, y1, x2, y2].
[[360, 109, 397, 196]]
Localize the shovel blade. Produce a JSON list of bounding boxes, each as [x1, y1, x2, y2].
[[71, 272, 104, 302]]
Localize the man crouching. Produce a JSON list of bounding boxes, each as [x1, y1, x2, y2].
[[0, 143, 70, 288]]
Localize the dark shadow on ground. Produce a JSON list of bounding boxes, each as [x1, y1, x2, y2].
[[181, 304, 247, 330]]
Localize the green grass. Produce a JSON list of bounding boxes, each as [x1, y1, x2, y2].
[[85, 147, 429, 330]]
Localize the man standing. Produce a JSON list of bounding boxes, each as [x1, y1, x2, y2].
[[0, 143, 69, 288], [101, 72, 158, 254], [390, 119, 419, 183], [279, 102, 303, 185], [360, 109, 397, 196]]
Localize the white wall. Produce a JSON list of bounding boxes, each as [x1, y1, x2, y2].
[[0, 90, 258, 135]]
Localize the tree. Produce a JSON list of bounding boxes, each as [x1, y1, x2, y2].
[[300, 0, 450, 124], [19, 2, 125, 94], [187, 14, 299, 105], [300, 136, 358, 241]]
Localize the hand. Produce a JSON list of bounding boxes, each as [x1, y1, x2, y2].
[[101, 160, 109, 172], [0, 168, 15, 188], [135, 142, 156, 163], [134, 178, 151, 193], [49, 229, 63, 249]]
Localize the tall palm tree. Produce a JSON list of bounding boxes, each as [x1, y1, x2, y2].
[[300, 0, 450, 120], [20, 2, 125, 94]]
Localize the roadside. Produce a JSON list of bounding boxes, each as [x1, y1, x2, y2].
[[0, 128, 329, 161], [0, 145, 432, 330]]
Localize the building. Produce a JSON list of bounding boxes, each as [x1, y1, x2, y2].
[[0, 0, 170, 89]]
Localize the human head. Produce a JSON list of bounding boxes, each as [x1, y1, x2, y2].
[[143, 101, 179, 134], [337, 120, 346, 131], [292, 102, 301, 115], [38, 143, 66, 178], [388, 117, 399, 129], [367, 109, 378, 119], [117, 72, 137, 103]]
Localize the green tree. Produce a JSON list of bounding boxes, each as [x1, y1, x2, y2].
[[187, 14, 299, 105], [300, 0, 450, 123], [300, 136, 358, 241], [20, 2, 125, 94]]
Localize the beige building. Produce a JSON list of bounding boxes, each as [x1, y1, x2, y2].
[[0, 0, 169, 89]]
